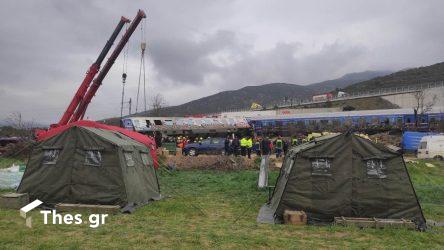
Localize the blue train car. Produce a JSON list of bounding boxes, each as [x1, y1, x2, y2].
[[248, 108, 444, 136]]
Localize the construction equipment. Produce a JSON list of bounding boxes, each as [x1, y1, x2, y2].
[[37, 10, 147, 141], [55, 16, 130, 128], [52, 10, 146, 128], [70, 10, 147, 122]]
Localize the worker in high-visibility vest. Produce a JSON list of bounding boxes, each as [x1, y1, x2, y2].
[[246, 136, 253, 159], [240, 137, 248, 156], [274, 136, 284, 158], [291, 137, 298, 146]]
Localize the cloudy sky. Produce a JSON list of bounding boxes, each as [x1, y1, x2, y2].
[[1, 0, 444, 124]]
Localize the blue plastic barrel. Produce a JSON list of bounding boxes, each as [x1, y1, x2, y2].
[[402, 131, 436, 151]]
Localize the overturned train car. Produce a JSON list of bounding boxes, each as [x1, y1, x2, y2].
[[121, 116, 250, 137]]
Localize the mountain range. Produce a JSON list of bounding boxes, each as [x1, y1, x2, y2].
[[134, 70, 392, 117], [111, 61, 444, 119], [343, 62, 444, 92]]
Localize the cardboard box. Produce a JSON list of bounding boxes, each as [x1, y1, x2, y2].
[[283, 210, 307, 225]]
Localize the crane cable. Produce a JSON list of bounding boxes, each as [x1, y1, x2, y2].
[[121, 24, 130, 117], [135, 19, 147, 113]]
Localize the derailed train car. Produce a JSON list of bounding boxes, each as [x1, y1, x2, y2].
[[249, 108, 444, 136], [121, 116, 250, 137]]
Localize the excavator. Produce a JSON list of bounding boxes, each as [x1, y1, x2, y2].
[[35, 10, 158, 167]]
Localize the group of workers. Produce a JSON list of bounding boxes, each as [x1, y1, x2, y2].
[[224, 136, 256, 158], [224, 135, 304, 159], [163, 132, 320, 158]]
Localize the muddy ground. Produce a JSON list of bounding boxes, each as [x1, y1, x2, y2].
[[162, 154, 283, 171]]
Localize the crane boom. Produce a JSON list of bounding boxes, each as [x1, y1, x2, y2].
[[56, 16, 130, 127], [70, 10, 146, 122]]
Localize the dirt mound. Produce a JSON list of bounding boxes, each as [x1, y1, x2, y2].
[[164, 155, 257, 170]]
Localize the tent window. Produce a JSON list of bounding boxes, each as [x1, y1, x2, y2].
[[140, 152, 152, 166], [124, 152, 135, 167], [366, 159, 386, 179], [85, 150, 102, 166], [311, 158, 331, 176], [43, 149, 60, 165]]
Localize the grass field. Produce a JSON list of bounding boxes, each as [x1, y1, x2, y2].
[[0, 158, 443, 249]]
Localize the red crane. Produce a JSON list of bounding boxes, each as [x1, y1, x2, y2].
[[55, 9, 146, 127], [70, 10, 146, 123], [55, 16, 130, 128], [37, 10, 146, 140], [35, 10, 158, 167]]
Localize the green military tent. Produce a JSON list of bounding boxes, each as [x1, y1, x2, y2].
[[18, 126, 161, 210], [257, 132, 426, 229]]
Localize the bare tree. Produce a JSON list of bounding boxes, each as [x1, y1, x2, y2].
[[150, 93, 167, 116], [412, 90, 438, 114], [5, 112, 23, 129], [4, 112, 36, 138], [411, 89, 438, 128]]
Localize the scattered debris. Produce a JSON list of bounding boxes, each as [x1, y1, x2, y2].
[[0, 141, 32, 158], [425, 163, 436, 168], [334, 217, 415, 230], [404, 157, 418, 164], [370, 133, 402, 147], [386, 144, 401, 152]]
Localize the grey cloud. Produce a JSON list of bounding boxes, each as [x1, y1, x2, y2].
[[222, 41, 366, 87], [149, 30, 241, 83], [149, 32, 365, 89]]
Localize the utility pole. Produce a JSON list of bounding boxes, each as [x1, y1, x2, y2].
[[128, 98, 132, 115]]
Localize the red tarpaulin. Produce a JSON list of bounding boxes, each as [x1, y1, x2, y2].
[[36, 120, 158, 168]]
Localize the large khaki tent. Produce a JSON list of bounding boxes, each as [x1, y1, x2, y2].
[[258, 132, 426, 229], [18, 126, 161, 210]]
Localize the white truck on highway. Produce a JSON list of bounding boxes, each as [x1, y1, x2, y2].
[[417, 135, 444, 160]]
